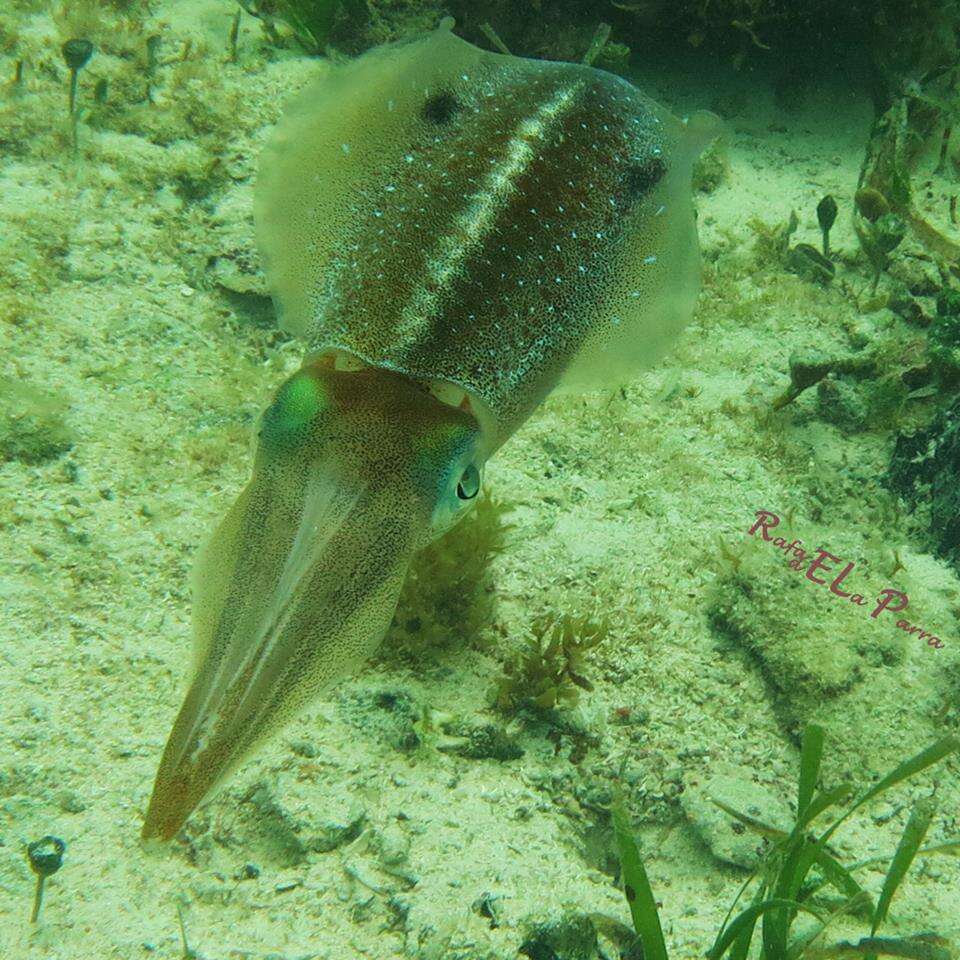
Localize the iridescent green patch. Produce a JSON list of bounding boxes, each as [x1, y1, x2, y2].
[[262, 371, 324, 445]]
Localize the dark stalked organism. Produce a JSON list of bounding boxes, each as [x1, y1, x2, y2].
[[141, 19, 719, 841], [61, 38, 92, 114], [26, 835, 65, 923], [816, 194, 838, 258], [61, 38, 93, 150]]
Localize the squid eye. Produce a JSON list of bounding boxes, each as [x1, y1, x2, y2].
[[456, 464, 480, 500]]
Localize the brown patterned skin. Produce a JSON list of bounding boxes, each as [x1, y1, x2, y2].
[[257, 21, 716, 452]]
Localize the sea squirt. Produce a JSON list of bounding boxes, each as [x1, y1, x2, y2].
[[141, 19, 719, 841]]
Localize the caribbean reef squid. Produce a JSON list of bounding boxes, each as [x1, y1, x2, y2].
[[141, 20, 718, 840]]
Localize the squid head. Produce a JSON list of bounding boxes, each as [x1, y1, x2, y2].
[[141, 358, 483, 840]]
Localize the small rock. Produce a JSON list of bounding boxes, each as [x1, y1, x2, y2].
[[871, 802, 899, 824], [520, 913, 598, 960], [375, 824, 410, 867], [681, 768, 794, 869], [816, 377, 869, 432], [846, 321, 872, 349], [450, 723, 524, 761], [246, 777, 366, 865], [58, 790, 87, 813]]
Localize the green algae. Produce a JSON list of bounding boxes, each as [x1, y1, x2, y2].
[[494, 613, 609, 714], [0, 378, 73, 464], [395, 493, 511, 650], [238, 0, 368, 53], [611, 725, 960, 960]]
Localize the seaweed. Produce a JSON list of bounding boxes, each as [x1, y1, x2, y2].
[[928, 289, 960, 383], [772, 348, 878, 412], [853, 200, 907, 292], [817, 195, 838, 258], [609, 726, 960, 960], [520, 915, 599, 960], [236, 0, 368, 53], [493, 613, 609, 713], [747, 209, 798, 268], [61, 38, 93, 151], [693, 137, 729, 194], [394, 493, 512, 649], [0, 378, 73, 465], [26, 836, 66, 924], [859, 92, 960, 275], [611, 794, 668, 960], [886, 395, 960, 571]]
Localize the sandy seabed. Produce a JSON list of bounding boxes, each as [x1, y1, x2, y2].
[[1, 1, 959, 957]]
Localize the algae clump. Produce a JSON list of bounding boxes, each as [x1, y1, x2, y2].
[[494, 613, 609, 713], [928, 288, 960, 384], [0, 378, 73, 464], [395, 493, 511, 647]]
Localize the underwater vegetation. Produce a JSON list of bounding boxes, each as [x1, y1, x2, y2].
[[4, 0, 960, 953], [0, 378, 72, 465], [394, 493, 512, 649], [493, 613, 609, 713], [612, 726, 960, 960], [887, 396, 960, 573], [853, 191, 907, 293], [750, 106, 959, 439], [20, 0, 951, 102], [235, 0, 368, 54], [61, 36, 93, 151], [929, 289, 960, 386]]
